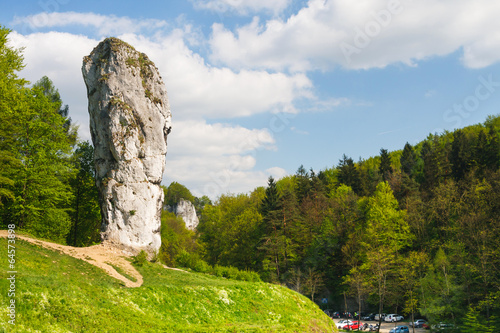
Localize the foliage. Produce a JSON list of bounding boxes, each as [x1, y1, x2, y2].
[[164, 181, 195, 207], [158, 210, 197, 266], [133, 250, 148, 266], [196, 112, 500, 329], [0, 29, 75, 242], [67, 141, 101, 246]]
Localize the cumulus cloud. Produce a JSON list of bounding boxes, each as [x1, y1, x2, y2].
[[11, 11, 168, 36], [191, 0, 291, 15], [8, 31, 97, 139], [164, 120, 278, 197], [209, 0, 500, 71], [117, 32, 313, 119], [7, 12, 307, 197]]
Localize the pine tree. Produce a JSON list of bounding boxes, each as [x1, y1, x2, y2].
[[337, 154, 362, 194], [260, 176, 279, 217], [400, 142, 417, 176], [379, 148, 393, 181], [486, 127, 500, 171], [450, 129, 473, 181]]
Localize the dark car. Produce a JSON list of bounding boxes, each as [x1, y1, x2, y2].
[[362, 313, 376, 321]]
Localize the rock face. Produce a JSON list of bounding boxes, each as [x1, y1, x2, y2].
[[171, 199, 199, 230], [82, 38, 172, 255]]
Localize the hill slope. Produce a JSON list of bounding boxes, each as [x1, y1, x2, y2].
[[0, 236, 336, 332]]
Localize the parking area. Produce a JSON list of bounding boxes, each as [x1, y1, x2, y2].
[[332, 319, 428, 332]]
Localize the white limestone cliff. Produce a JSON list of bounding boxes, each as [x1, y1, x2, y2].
[[172, 199, 199, 230], [82, 37, 172, 255]]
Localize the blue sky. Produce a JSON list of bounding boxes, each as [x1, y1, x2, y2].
[[2, 0, 500, 198]]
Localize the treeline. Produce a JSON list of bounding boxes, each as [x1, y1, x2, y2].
[[0, 26, 100, 246], [191, 116, 500, 331]]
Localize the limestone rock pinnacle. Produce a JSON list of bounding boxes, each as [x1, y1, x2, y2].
[[82, 37, 172, 255]]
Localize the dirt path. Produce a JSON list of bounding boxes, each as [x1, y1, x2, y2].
[[0, 230, 143, 288]]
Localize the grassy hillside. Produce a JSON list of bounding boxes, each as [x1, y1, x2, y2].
[[0, 238, 336, 332]]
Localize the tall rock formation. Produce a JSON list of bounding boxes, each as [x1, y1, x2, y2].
[[172, 199, 199, 230], [82, 37, 172, 255]]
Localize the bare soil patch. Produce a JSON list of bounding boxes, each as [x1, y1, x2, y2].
[[0, 230, 142, 287]]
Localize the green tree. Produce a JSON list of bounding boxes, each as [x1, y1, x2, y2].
[[159, 210, 197, 266], [420, 248, 464, 324], [361, 182, 412, 330], [379, 148, 393, 181], [337, 154, 362, 194], [295, 165, 312, 203], [259, 186, 299, 282], [33, 75, 77, 146], [0, 28, 75, 241], [68, 141, 101, 246], [193, 195, 212, 215], [400, 142, 417, 176], [450, 129, 474, 181], [399, 251, 429, 333], [0, 26, 26, 212], [485, 127, 500, 171], [260, 176, 279, 216], [164, 181, 195, 207], [198, 194, 263, 271]]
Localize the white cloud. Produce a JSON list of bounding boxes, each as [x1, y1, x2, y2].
[[8, 31, 97, 140], [7, 13, 306, 198], [11, 11, 168, 36], [164, 120, 278, 197], [209, 0, 500, 71], [191, 0, 291, 15], [107, 32, 314, 119], [266, 167, 288, 179]]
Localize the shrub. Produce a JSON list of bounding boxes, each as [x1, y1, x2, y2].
[[133, 250, 148, 266], [175, 252, 261, 282]]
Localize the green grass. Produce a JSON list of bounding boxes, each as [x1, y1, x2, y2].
[[0, 238, 336, 332], [105, 262, 138, 283]]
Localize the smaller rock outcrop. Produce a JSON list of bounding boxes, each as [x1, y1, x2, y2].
[[168, 199, 199, 230]]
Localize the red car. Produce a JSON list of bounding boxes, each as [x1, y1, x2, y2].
[[422, 323, 430, 330], [343, 321, 363, 330]]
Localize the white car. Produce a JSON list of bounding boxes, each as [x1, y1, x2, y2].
[[385, 314, 404, 322], [336, 320, 353, 329], [410, 319, 427, 328]]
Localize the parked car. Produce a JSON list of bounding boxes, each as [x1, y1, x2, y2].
[[374, 313, 386, 321], [336, 319, 353, 329], [362, 313, 375, 321], [431, 322, 455, 331], [422, 322, 430, 330], [389, 326, 410, 333], [343, 321, 363, 331], [410, 319, 427, 328], [385, 314, 404, 322]]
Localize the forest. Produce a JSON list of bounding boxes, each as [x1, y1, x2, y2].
[[1, 25, 500, 331]]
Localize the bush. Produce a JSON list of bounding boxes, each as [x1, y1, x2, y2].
[[133, 250, 148, 266], [174, 251, 261, 282]]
